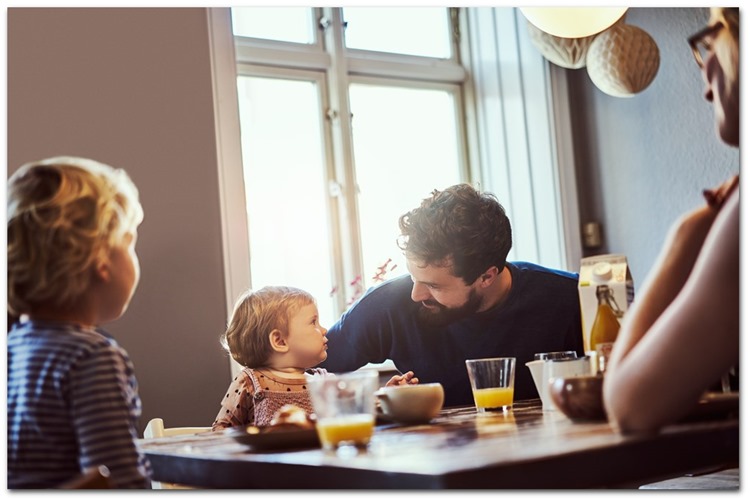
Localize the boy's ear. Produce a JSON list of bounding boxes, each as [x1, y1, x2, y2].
[[269, 329, 289, 353], [93, 258, 111, 283]]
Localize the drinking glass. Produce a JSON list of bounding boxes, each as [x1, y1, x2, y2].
[[305, 370, 378, 452], [533, 351, 578, 361], [465, 357, 516, 414]]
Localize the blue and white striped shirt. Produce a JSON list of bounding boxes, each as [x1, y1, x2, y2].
[[7, 320, 151, 489]]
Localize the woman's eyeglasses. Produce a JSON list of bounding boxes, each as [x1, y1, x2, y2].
[[688, 22, 723, 68]]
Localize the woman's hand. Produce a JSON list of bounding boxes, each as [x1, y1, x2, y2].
[[385, 370, 419, 386]]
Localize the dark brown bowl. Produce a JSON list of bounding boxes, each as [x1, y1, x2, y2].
[[549, 374, 607, 422]]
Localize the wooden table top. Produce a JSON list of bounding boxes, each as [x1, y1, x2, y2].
[[140, 399, 739, 489]]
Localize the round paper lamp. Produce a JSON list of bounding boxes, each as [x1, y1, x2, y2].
[[526, 16, 624, 70], [586, 24, 660, 98], [520, 7, 628, 39]]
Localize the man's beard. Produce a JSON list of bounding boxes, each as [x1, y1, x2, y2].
[[416, 288, 483, 327]]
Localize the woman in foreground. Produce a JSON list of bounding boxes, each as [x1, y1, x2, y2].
[[603, 7, 739, 433]]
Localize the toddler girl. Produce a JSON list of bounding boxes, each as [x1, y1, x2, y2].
[[212, 286, 415, 430]]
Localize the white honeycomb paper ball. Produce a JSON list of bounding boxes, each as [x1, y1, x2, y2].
[[526, 20, 597, 69], [586, 24, 660, 97]]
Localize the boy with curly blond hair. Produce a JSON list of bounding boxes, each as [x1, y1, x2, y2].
[[7, 156, 151, 488]]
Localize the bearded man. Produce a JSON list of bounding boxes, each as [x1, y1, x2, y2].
[[320, 184, 583, 407]]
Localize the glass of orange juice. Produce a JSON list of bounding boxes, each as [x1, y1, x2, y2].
[[465, 357, 516, 414], [305, 370, 378, 452]]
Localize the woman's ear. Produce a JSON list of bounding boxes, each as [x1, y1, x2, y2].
[[269, 329, 289, 353]]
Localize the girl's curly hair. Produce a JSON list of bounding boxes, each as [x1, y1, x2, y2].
[[220, 286, 316, 368]]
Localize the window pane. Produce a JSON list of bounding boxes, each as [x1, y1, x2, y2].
[[236, 76, 336, 328], [349, 84, 463, 290], [343, 8, 451, 58], [231, 7, 314, 44]]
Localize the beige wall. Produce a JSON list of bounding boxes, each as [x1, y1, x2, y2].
[[8, 7, 232, 431]]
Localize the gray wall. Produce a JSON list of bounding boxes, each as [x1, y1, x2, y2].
[[8, 8, 232, 431], [568, 7, 740, 288]]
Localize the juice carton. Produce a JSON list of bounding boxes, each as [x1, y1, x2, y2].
[[578, 254, 634, 352]]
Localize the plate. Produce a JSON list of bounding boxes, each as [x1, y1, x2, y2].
[[228, 425, 320, 451], [682, 392, 739, 422]]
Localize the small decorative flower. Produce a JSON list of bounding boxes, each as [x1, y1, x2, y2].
[[332, 258, 399, 307]]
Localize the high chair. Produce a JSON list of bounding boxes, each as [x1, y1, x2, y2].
[[143, 418, 211, 489]]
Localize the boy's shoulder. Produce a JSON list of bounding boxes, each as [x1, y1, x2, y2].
[[9, 320, 116, 355]]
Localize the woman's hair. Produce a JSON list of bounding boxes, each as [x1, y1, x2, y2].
[[397, 183, 512, 284], [710, 7, 739, 84], [221, 286, 316, 368], [7, 156, 143, 318]]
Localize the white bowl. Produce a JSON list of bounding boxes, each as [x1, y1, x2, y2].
[[375, 383, 444, 424]]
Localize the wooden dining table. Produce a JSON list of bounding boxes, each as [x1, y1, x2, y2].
[[139, 398, 739, 489]]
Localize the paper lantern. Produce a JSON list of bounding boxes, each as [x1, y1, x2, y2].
[[586, 24, 660, 98], [520, 7, 628, 39], [525, 15, 625, 70]]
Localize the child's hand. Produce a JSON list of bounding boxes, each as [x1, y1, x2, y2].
[[385, 370, 419, 386]]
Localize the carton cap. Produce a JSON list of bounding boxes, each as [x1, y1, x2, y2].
[[593, 262, 613, 281]]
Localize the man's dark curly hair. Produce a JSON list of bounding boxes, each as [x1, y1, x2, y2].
[[397, 184, 512, 284]]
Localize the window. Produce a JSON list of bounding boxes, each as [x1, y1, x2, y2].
[[229, 7, 467, 327], [343, 7, 452, 58], [231, 7, 314, 44], [235, 75, 335, 322], [208, 7, 579, 363], [348, 81, 463, 305]]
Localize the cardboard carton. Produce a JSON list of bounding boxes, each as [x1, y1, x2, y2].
[[578, 254, 634, 352]]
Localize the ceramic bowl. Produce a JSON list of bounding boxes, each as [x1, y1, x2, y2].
[[549, 374, 607, 421], [375, 383, 444, 424]]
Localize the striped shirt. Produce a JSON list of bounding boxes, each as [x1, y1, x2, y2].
[[7, 320, 151, 489]]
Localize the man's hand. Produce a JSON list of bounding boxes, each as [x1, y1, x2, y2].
[[385, 370, 419, 386]]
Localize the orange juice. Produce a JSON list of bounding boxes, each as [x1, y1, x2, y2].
[[315, 414, 375, 449], [590, 287, 621, 350], [472, 387, 514, 411]]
